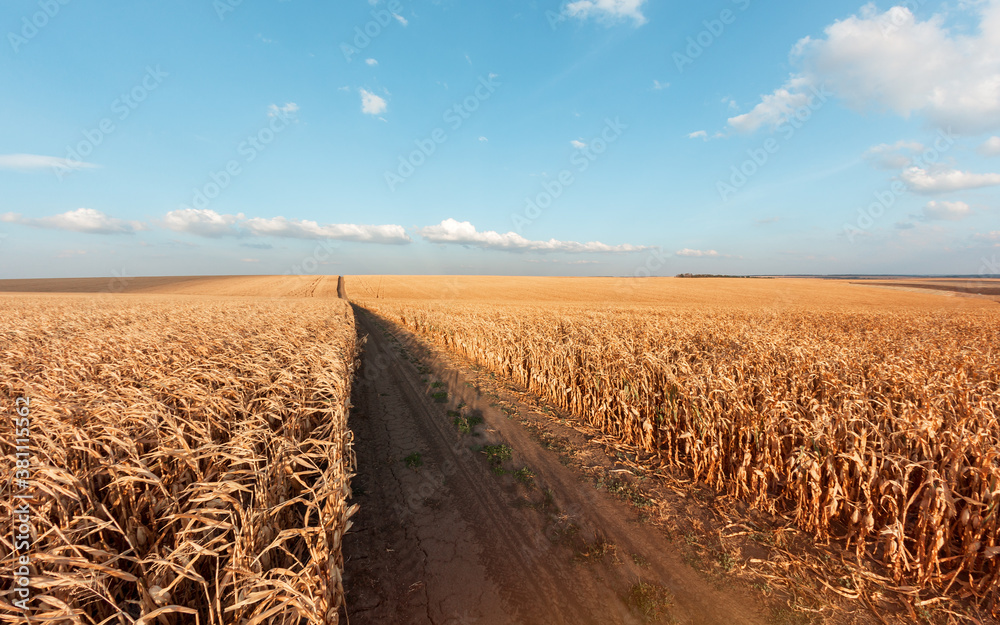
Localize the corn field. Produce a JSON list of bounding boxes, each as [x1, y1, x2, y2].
[[360, 298, 1000, 611], [0, 295, 359, 624]]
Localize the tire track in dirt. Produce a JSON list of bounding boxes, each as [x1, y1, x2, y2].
[[303, 276, 322, 297], [342, 309, 516, 624], [342, 303, 772, 625]]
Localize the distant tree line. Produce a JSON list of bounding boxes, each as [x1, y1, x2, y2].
[[674, 274, 773, 278]]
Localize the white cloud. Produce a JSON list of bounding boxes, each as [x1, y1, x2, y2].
[[979, 136, 1000, 156], [393, 13, 408, 26], [267, 102, 299, 118], [570, 139, 587, 149], [418, 218, 648, 253], [365, 58, 378, 66], [652, 79, 669, 90], [676, 248, 720, 257], [163, 208, 243, 237], [921, 200, 973, 221], [244, 216, 410, 243], [478, 136, 488, 142], [564, 0, 647, 25], [727, 76, 814, 133], [1, 208, 143, 234], [525, 259, 601, 265], [360, 89, 387, 115], [687, 130, 708, 140], [730, 3, 1000, 134], [162, 209, 410, 244], [0, 154, 99, 172], [863, 140, 925, 169], [901, 167, 1000, 193]]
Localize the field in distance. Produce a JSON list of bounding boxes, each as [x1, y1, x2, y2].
[[346, 274, 999, 310], [850, 277, 1000, 301], [5, 274, 996, 309], [0, 275, 342, 298]]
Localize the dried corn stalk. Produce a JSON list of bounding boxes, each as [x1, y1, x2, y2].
[[364, 298, 1000, 611], [0, 295, 360, 624]]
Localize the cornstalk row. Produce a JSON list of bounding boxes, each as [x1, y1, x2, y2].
[[0, 296, 360, 624], [364, 300, 1000, 610]]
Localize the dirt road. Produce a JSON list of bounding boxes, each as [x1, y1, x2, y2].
[[341, 304, 770, 625]]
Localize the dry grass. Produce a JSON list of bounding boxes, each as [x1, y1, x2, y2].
[[354, 278, 1000, 615], [0, 294, 359, 624]]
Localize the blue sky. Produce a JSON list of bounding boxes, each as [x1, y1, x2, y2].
[[2, 0, 999, 278]]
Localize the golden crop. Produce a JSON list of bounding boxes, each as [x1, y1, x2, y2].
[[359, 294, 1000, 610], [0, 295, 359, 624]]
